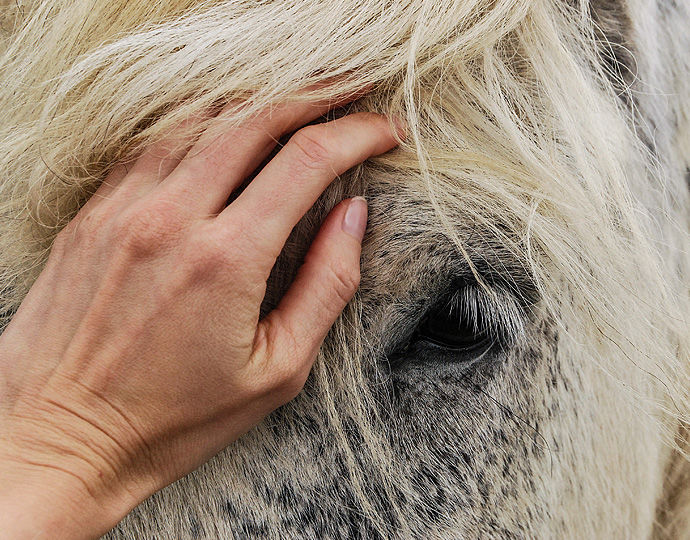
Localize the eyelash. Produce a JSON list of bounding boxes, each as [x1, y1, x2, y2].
[[413, 284, 526, 353]]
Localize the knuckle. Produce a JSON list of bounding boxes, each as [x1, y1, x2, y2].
[[250, 319, 310, 404], [288, 126, 333, 171], [271, 358, 309, 404], [277, 370, 309, 404], [326, 259, 361, 306], [357, 111, 387, 124], [111, 201, 181, 254], [53, 208, 110, 252], [54, 218, 79, 245], [184, 230, 235, 275], [51, 226, 72, 256]]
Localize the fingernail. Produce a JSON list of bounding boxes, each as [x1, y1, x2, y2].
[[342, 197, 368, 241]]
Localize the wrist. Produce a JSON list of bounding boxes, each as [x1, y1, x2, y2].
[[0, 449, 141, 540], [0, 461, 106, 539], [0, 388, 154, 540]]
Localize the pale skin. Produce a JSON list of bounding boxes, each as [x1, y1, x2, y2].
[[0, 93, 402, 539]]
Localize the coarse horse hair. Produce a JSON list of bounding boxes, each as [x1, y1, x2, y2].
[[0, 0, 688, 537]]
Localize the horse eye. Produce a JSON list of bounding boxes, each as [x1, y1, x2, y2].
[[416, 302, 492, 352]]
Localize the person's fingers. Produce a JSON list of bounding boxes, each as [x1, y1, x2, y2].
[[104, 114, 210, 206], [252, 197, 367, 401], [87, 163, 130, 205], [65, 161, 133, 221], [123, 117, 205, 184], [77, 114, 208, 218], [160, 88, 371, 216], [222, 112, 399, 261]]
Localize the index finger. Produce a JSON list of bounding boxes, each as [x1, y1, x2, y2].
[[158, 84, 373, 215], [219, 112, 401, 260]]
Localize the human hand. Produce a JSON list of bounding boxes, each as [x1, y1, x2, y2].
[[0, 94, 401, 539]]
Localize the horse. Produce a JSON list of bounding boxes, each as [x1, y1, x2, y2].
[[0, 0, 688, 537]]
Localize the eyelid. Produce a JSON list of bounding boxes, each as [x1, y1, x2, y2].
[[385, 281, 530, 363], [441, 284, 527, 347]]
